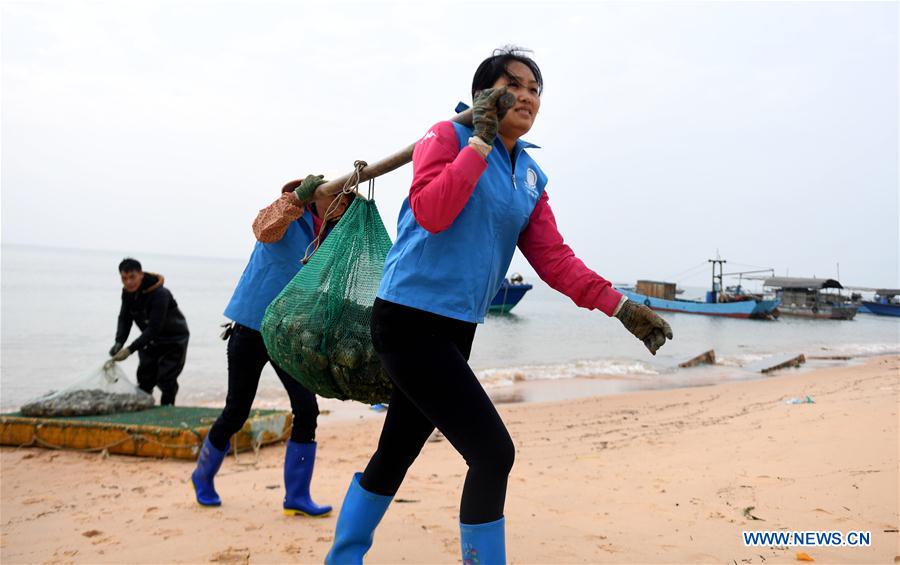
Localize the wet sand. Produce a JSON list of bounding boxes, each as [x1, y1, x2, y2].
[[1, 356, 897, 564]]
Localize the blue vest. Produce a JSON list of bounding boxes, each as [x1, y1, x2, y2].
[[224, 212, 316, 331], [378, 123, 546, 323]]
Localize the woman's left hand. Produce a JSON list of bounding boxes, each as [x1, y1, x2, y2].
[[294, 174, 327, 204], [615, 300, 673, 355]]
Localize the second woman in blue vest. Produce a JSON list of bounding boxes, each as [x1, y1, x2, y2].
[[190, 175, 350, 517]]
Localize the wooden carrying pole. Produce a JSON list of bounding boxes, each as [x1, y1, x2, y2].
[[311, 108, 474, 199]]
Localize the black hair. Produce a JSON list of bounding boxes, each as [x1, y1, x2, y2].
[[471, 45, 543, 99], [118, 258, 142, 273]]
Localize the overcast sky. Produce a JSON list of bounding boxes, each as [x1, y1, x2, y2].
[[2, 1, 897, 289]]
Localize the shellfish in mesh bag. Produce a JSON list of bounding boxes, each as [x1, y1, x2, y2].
[[20, 363, 155, 417], [261, 197, 394, 405]]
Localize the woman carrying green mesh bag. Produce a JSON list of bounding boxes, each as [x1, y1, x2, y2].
[[190, 175, 350, 517], [261, 166, 394, 406]]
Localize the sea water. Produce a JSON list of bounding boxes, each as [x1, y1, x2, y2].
[[2, 244, 898, 412]]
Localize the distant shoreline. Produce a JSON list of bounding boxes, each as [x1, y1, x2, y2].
[[1, 241, 248, 263]]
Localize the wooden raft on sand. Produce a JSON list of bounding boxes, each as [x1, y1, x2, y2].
[[0, 406, 291, 459]]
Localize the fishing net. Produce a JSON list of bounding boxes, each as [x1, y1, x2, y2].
[[261, 164, 394, 404], [20, 363, 155, 417]]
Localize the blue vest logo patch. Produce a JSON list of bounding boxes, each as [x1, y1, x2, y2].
[[525, 167, 539, 198]]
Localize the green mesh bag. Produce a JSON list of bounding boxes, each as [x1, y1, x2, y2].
[[261, 196, 394, 404]]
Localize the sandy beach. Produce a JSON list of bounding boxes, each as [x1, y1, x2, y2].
[[1, 356, 897, 564]]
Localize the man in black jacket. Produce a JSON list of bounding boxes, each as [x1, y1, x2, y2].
[[108, 258, 190, 405]]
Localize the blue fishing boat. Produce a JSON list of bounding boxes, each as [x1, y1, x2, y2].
[[851, 292, 872, 314], [617, 288, 781, 318], [616, 259, 780, 319], [862, 289, 900, 317], [489, 274, 533, 314]]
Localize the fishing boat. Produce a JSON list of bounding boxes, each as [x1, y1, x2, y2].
[[616, 258, 780, 319], [489, 274, 532, 314], [850, 292, 872, 314], [861, 289, 900, 317], [762, 277, 857, 320]]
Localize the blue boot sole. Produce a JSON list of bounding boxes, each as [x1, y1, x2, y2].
[[283, 507, 332, 517]]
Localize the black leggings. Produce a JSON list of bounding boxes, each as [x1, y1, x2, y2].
[[360, 298, 515, 525], [207, 324, 319, 451]]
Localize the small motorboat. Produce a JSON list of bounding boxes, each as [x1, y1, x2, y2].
[[489, 273, 533, 314]]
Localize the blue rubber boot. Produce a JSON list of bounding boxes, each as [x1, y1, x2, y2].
[[282, 440, 332, 517], [325, 473, 392, 565], [191, 436, 228, 506], [460, 517, 506, 565]]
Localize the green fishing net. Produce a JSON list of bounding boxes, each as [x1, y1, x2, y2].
[[261, 196, 394, 404]]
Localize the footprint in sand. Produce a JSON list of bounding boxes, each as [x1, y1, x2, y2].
[[210, 547, 250, 564], [81, 530, 118, 547], [592, 542, 623, 555], [153, 528, 183, 540]]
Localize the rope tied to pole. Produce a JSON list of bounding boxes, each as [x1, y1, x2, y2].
[[301, 160, 373, 265]]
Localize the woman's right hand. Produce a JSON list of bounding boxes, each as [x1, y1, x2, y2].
[[472, 87, 511, 144]]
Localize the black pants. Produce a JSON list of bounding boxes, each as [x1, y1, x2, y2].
[[360, 298, 515, 525], [207, 324, 319, 451], [137, 337, 188, 405]]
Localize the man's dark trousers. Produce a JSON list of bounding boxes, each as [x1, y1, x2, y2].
[[137, 337, 189, 405]]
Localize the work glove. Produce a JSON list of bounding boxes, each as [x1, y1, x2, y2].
[[615, 300, 674, 355], [109, 342, 123, 357], [293, 174, 327, 204], [472, 87, 516, 144], [111, 346, 132, 362]]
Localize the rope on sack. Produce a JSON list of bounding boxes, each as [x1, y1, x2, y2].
[[301, 160, 373, 265], [228, 421, 291, 466], [229, 432, 261, 466]]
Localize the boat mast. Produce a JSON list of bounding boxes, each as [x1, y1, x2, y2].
[[707, 255, 727, 303]]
